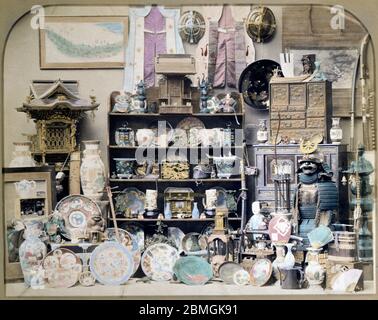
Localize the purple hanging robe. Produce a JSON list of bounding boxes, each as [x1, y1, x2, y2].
[[213, 6, 236, 88], [144, 7, 167, 88]]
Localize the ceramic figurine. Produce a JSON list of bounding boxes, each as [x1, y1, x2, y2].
[[311, 61, 327, 81], [293, 154, 338, 248], [220, 94, 237, 113], [112, 92, 133, 113], [246, 201, 267, 240], [9, 142, 36, 167], [80, 140, 106, 201], [19, 221, 47, 287], [330, 117, 343, 144]]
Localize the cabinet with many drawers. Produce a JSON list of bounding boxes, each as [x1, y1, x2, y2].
[[269, 80, 332, 143]]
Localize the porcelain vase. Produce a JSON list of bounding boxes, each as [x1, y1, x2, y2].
[[272, 244, 286, 281], [284, 243, 296, 269], [256, 119, 268, 143], [80, 140, 106, 201], [19, 221, 47, 287], [192, 202, 200, 219], [305, 247, 325, 288], [164, 202, 172, 219], [9, 142, 36, 167], [330, 117, 342, 144]]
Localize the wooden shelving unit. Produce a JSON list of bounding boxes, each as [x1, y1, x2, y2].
[[107, 91, 248, 236]]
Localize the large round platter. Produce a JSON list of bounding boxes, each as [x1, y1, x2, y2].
[[218, 261, 244, 284], [141, 243, 179, 281], [104, 228, 141, 275], [114, 188, 145, 217], [42, 248, 82, 288], [89, 241, 134, 286], [173, 256, 213, 285], [238, 59, 281, 110], [55, 195, 101, 240], [249, 258, 272, 286], [175, 117, 206, 147]]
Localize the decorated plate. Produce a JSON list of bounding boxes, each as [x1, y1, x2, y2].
[[218, 261, 244, 284], [105, 228, 141, 275], [141, 243, 179, 281], [42, 248, 82, 288], [249, 258, 272, 286], [233, 269, 251, 286], [55, 195, 101, 240], [175, 117, 206, 147], [182, 232, 208, 253], [120, 222, 145, 251], [114, 188, 145, 217], [168, 227, 186, 253], [173, 256, 213, 285], [89, 241, 134, 286], [238, 59, 282, 110]]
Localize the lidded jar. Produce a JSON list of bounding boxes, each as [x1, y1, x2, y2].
[[115, 122, 135, 147]]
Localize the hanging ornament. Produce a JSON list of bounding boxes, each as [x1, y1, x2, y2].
[[179, 10, 206, 44], [245, 6, 277, 43]]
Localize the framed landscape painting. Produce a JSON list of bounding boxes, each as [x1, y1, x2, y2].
[[40, 16, 128, 69]]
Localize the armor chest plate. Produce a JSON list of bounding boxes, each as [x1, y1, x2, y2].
[[299, 184, 318, 206]]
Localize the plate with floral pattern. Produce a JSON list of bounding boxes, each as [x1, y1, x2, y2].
[[55, 195, 101, 240], [89, 241, 134, 286], [105, 228, 141, 275], [141, 243, 179, 281]]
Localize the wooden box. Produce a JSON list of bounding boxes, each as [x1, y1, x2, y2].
[[164, 187, 194, 218], [161, 161, 190, 180], [269, 80, 332, 143]]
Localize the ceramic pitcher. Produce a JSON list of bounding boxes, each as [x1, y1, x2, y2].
[[279, 267, 305, 289]]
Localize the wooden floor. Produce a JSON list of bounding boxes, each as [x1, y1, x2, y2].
[[5, 279, 375, 299]]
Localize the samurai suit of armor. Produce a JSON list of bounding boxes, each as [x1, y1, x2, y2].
[[293, 155, 339, 248]]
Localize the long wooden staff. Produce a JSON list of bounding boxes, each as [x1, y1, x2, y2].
[[106, 185, 120, 243]]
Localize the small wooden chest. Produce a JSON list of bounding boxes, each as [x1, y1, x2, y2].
[[269, 80, 332, 143]]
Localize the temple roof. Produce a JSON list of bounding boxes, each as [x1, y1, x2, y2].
[[18, 79, 99, 112]]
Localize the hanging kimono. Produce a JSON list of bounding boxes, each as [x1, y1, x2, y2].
[[194, 5, 255, 88], [123, 6, 185, 93]]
